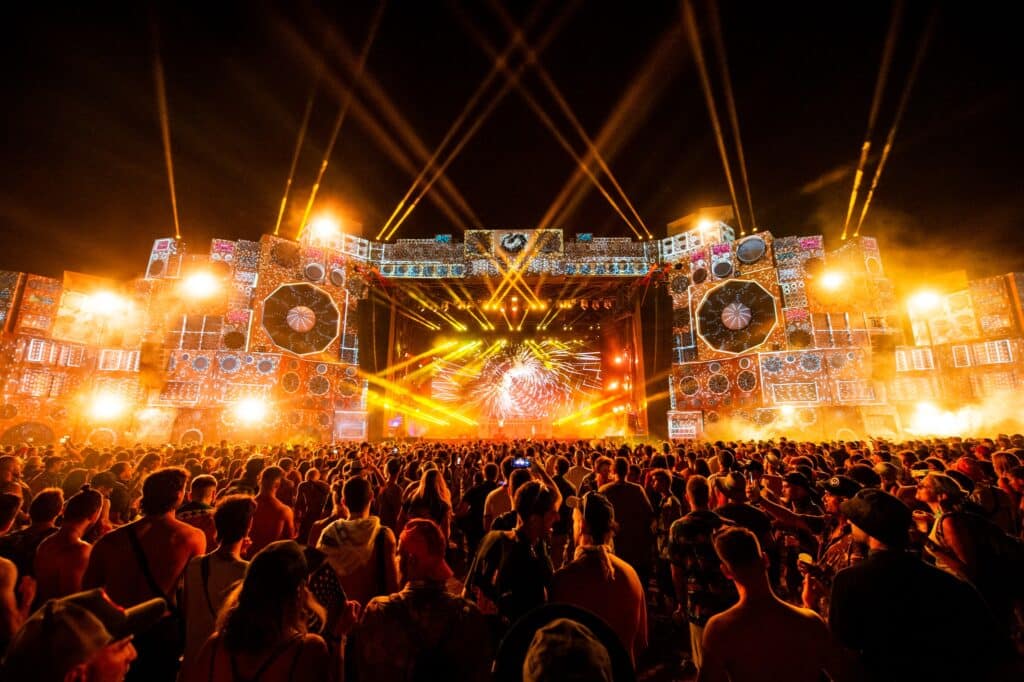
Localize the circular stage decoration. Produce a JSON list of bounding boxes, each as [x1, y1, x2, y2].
[[711, 260, 734, 279], [329, 268, 346, 287], [692, 267, 708, 285], [304, 262, 325, 282], [705, 411, 720, 424], [697, 280, 779, 354], [343, 365, 357, 378], [679, 376, 700, 396], [829, 354, 846, 370], [736, 236, 767, 264], [317, 412, 332, 428], [223, 331, 246, 350], [1, 422, 55, 446], [787, 329, 813, 349], [721, 302, 752, 330], [762, 356, 783, 373], [180, 429, 203, 445], [738, 357, 752, 370], [0, 404, 17, 420], [315, 363, 328, 375], [308, 376, 330, 396], [256, 358, 277, 375], [282, 372, 301, 393], [261, 283, 340, 356], [500, 233, 528, 254], [670, 274, 690, 294], [800, 354, 822, 372], [219, 355, 240, 374], [737, 370, 757, 392], [338, 378, 359, 397], [708, 374, 730, 394], [271, 241, 301, 269], [192, 356, 210, 372]]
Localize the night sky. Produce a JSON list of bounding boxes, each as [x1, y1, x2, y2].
[[1, 2, 1020, 287]]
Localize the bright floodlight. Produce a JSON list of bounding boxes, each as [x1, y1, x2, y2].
[[308, 215, 341, 240], [182, 272, 219, 299], [84, 291, 127, 316], [908, 291, 942, 313], [234, 398, 268, 425], [89, 392, 126, 421], [696, 218, 715, 232], [820, 271, 846, 291]]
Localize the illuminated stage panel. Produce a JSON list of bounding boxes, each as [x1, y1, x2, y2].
[[430, 337, 604, 436]]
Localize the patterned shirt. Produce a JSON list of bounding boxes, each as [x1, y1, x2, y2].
[[669, 510, 737, 625]]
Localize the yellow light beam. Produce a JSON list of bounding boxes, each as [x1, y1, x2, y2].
[[401, 341, 481, 383], [383, 2, 579, 242], [151, 25, 182, 240], [553, 394, 620, 426], [841, 0, 904, 240], [682, 0, 745, 235], [707, 0, 756, 233], [375, 339, 458, 376], [298, 1, 386, 239], [367, 392, 449, 426], [854, 10, 934, 238], [274, 68, 321, 235], [361, 371, 478, 426], [490, 1, 651, 237]]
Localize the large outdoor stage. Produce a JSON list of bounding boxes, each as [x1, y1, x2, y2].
[[2, 217, 1024, 446]]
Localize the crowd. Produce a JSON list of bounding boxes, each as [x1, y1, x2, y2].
[[0, 433, 1023, 680]]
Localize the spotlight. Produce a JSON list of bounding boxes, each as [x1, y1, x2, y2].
[[83, 291, 128, 316], [182, 272, 220, 299], [909, 291, 942, 314], [89, 392, 126, 421], [234, 398, 268, 424], [819, 271, 845, 292], [308, 215, 341, 240]]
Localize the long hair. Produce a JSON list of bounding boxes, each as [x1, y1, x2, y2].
[[413, 469, 451, 508], [217, 542, 324, 654]]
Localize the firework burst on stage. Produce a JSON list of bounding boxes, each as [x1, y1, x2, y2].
[[432, 340, 602, 420]]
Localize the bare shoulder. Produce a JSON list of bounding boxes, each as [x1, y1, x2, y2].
[[0, 556, 14, 587]]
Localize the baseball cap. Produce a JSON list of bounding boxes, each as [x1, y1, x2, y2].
[[565, 493, 615, 538], [493, 603, 635, 682], [819, 475, 862, 499], [840, 488, 911, 549], [711, 472, 747, 501], [398, 518, 454, 583], [783, 471, 810, 489], [523, 618, 613, 682], [1, 589, 165, 680]]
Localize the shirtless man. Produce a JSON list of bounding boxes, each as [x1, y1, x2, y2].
[[246, 466, 295, 558], [34, 486, 103, 604], [0, 555, 34, 652], [84, 467, 205, 682], [697, 527, 847, 682]]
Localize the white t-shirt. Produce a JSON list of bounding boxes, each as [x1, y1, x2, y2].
[[181, 552, 248, 672]]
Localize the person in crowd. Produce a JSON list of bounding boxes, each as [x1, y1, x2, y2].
[[0, 487, 62, 580], [578, 455, 613, 496], [549, 455, 577, 570], [402, 468, 453, 541], [482, 457, 516, 531], [830, 487, 1004, 681], [454, 461, 500, 557], [599, 456, 655, 584], [565, 450, 589, 492], [191, 541, 332, 682], [375, 458, 405, 534], [247, 466, 296, 558], [551, 492, 647, 663], [464, 480, 560, 635], [295, 467, 331, 544], [275, 458, 297, 507], [224, 456, 264, 496], [177, 474, 218, 550], [1, 588, 165, 682], [28, 456, 63, 496], [106, 461, 134, 525], [317, 476, 399, 606], [489, 468, 533, 531], [669, 475, 736, 672], [34, 486, 104, 605], [698, 526, 847, 682], [349, 519, 491, 681], [84, 468, 206, 682], [180, 495, 255, 675]]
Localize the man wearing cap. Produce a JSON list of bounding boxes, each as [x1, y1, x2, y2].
[[1, 588, 164, 682], [829, 488, 1001, 681], [551, 493, 647, 664], [350, 518, 491, 682]]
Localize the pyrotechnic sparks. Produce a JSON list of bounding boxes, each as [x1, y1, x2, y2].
[[432, 339, 601, 421]]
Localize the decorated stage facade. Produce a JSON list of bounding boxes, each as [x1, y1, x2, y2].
[[1, 219, 1024, 446]]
